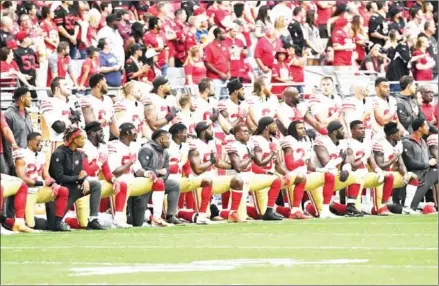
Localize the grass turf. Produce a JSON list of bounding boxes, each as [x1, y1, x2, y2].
[[1, 215, 438, 285]]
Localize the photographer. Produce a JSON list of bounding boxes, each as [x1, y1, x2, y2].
[[360, 43, 389, 74]]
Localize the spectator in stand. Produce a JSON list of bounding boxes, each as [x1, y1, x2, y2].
[[402, 118, 438, 212], [40, 6, 60, 56], [419, 85, 438, 128], [97, 37, 123, 87], [13, 31, 38, 92], [368, 1, 389, 46], [77, 8, 101, 59], [143, 16, 169, 76], [422, 1, 435, 22], [233, 2, 254, 50], [212, 1, 233, 30], [124, 22, 145, 56], [388, 5, 405, 34], [0, 16, 14, 48], [360, 44, 389, 74], [78, 46, 100, 88], [254, 26, 282, 85], [316, 1, 336, 39], [185, 16, 198, 51], [327, 3, 349, 36], [98, 2, 113, 30], [144, 49, 161, 83], [288, 7, 307, 56], [224, 23, 249, 83], [396, 75, 425, 134], [332, 22, 355, 67], [0, 47, 34, 88], [384, 29, 401, 51], [406, 7, 425, 40], [47, 42, 78, 87], [274, 16, 292, 46], [125, 44, 150, 83], [173, 8, 189, 67], [271, 48, 292, 97], [18, 8, 43, 42], [54, 1, 80, 59], [285, 43, 305, 95], [254, 5, 272, 39], [97, 13, 125, 67], [419, 22, 438, 80], [270, 0, 293, 24], [304, 10, 324, 56], [117, 10, 131, 41], [360, 1, 377, 31], [351, 15, 368, 65], [412, 36, 435, 81], [184, 46, 206, 85], [204, 27, 231, 99], [158, 2, 178, 68], [195, 15, 209, 46]]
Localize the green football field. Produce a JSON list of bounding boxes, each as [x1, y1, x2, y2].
[[1, 215, 438, 285]]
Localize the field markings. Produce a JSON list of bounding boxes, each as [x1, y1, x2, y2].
[[2, 245, 437, 251]]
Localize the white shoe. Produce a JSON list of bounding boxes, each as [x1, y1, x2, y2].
[[1, 225, 16, 235], [402, 207, 421, 215], [112, 220, 133, 229], [319, 209, 341, 219], [196, 213, 211, 225]]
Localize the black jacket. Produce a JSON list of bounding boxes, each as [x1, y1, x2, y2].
[[137, 141, 170, 180], [402, 136, 431, 179], [396, 94, 425, 133], [49, 145, 83, 187]]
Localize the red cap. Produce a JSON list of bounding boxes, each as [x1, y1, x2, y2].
[[193, 7, 206, 16], [16, 31, 29, 42]]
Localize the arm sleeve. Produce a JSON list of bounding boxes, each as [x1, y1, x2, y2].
[[137, 147, 159, 176], [162, 152, 170, 181], [401, 140, 429, 171], [81, 155, 100, 177], [50, 150, 79, 184]]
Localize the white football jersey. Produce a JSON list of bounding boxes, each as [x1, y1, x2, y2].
[[219, 99, 249, 124], [80, 95, 115, 141], [342, 96, 374, 130], [14, 148, 46, 193], [372, 138, 403, 171], [172, 111, 197, 136], [40, 96, 75, 142], [248, 95, 279, 122], [371, 96, 398, 140], [192, 96, 219, 123], [188, 138, 217, 177], [107, 140, 140, 182], [277, 102, 309, 130], [251, 135, 278, 172], [223, 135, 253, 175], [141, 93, 175, 131], [312, 135, 347, 168], [113, 99, 145, 133], [168, 140, 190, 179], [347, 138, 370, 169], [80, 139, 109, 179], [279, 135, 312, 174], [427, 134, 438, 147], [309, 94, 343, 119]]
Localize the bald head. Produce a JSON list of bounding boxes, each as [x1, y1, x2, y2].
[[350, 83, 369, 99], [283, 87, 300, 107]]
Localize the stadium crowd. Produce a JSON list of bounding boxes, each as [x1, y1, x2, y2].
[[0, 0, 438, 234]]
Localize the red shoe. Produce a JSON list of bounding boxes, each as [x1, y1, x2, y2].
[[289, 210, 312, 219], [378, 205, 393, 216], [228, 211, 246, 223], [423, 204, 438, 215]]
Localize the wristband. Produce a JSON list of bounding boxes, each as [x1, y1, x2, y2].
[[374, 167, 382, 173], [34, 181, 44, 187], [342, 164, 352, 172]]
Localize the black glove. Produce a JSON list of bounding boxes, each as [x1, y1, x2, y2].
[[165, 107, 179, 122], [339, 170, 349, 182], [210, 108, 220, 123], [69, 108, 82, 124], [209, 152, 217, 164]]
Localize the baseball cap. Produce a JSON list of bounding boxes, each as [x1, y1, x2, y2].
[[130, 43, 142, 55], [84, 121, 103, 133], [254, 116, 275, 135], [152, 76, 169, 89], [16, 31, 29, 42], [389, 6, 403, 18], [195, 121, 210, 137], [227, 78, 244, 94], [119, 122, 136, 134], [327, 121, 343, 133]]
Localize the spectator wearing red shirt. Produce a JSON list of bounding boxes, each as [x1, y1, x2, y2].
[[78, 46, 100, 88], [204, 27, 231, 99], [116, 10, 132, 41], [184, 16, 198, 53], [184, 46, 206, 85], [0, 47, 33, 88], [124, 44, 150, 83], [98, 2, 113, 30], [332, 24, 355, 66], [47, 42, 78, 87], [286, 43, 305, 95], [40, 6, 60, 54], [223, 24, 248, 83], [412, 36, 435, 81], [315, 0, 336, 38], [143, 17, 169, 76], [254, 26, 282, 81], [350, 15, 368, 65], [18, 13, 43, 45], [213, 1, 233, 30], [271, 48, 292, 96], [144, 49, 162, 83], [419, 86, 438, 127], [173, 8, 189, 67], [158, 2, 178, 68]]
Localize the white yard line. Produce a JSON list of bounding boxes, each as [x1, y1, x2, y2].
[[2, 245, 437, 251]]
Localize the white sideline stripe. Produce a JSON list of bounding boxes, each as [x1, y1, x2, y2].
[[2, 245, 437, 251], [2, 261, 438, 269]]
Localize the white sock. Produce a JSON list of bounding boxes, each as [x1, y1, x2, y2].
[[405, 184, 418, 208], [15, 218, 24, 225], [321, 204, 330, 214], [347, 198, 356, 204], [89, 216, 98, 222], [291, 207, 301, 213], [152, 191, 165, 219], [114, 212, 123, 222]]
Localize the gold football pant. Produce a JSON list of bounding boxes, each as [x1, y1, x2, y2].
[[25, 187, 54, 228]]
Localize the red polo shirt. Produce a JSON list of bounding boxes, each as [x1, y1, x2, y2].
[[421, 102, 438, 127], [412, 49, 433, 81], [333, 29, 353, 66], [204, 41, 230, 79], [254, 36, 282, 69], [223, 37, 247, 79], [143, 30, 168, 67]]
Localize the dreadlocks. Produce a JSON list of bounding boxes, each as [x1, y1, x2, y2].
[[63, 126, 81, 143], [288, 120, 303, 139]]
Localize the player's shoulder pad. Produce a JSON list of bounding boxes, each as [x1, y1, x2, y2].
[[12, 148, 25, 161]]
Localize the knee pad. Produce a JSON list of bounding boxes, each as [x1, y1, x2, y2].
[[152, 178, 165, 191]]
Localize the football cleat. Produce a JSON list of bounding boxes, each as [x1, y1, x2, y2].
[[166, 215, 186, 226], [319, 208, 341, 219], [377, 205, 394, 216], [195, 213, 212, 225], [263, 208, 283, 221], [346, 204, 364, 217], [12, 223, 37, 233], [289, 210, 312, 220], [423, 204, 438, 215], [54, 222, 71, 232], [112, 220, 133, 229], [1, 225, 17, 235], [402, 207, 421, 215], [228, 211, 245, 223], [86, 219, 106, 230], [152, 217, 171, 227]]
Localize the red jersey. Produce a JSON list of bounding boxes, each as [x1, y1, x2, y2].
[[0, 60, 19, 88], [40, 19, 59, 51], [271, 61, 291, 95], [204, 41, 230, 80], [79, 58, 99, 87], [254, 36, 282, 69], [289, 55, 304, 83], [174, 21, 189, 62], [47, 54, 72, 87], [184, 60, 207, 85], [333, 29, 353, 66], [412, 49, 433, 81], [143, 30, 168, 67], [223, 37, 247, 79], [315, 1, 333, 25]]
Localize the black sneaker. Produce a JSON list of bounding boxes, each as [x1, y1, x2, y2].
[[166, 215, 186, 226], [54, 222, 71, 232], [86, 219, 106, 230], [210, 204, 220, 219], [263, 208, 283, 221], [346, 204, 364, 217]]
